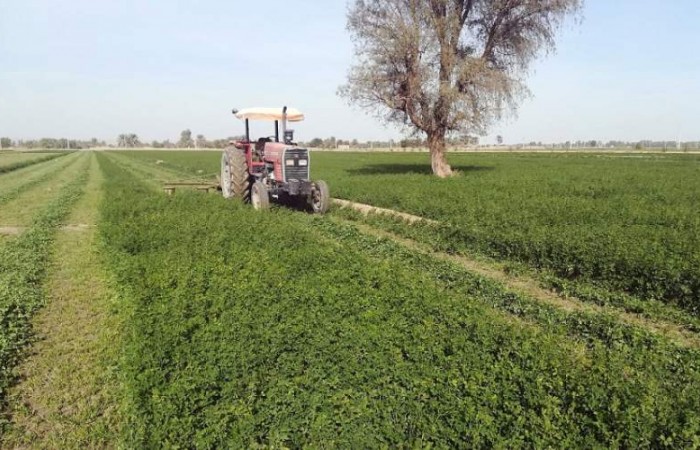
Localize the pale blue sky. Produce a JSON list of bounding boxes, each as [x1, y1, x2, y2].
[[1, 0, 699, 144]]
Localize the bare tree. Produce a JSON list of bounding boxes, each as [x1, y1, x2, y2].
[[340, 0, 582, 177]]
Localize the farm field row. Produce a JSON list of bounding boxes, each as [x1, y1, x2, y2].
[[2, 153, 121, 447], [106, 150, 700, 340], [0, 151, 71, 174], [117, 150, 700, 318], [1, 150, 699, 447], [0, 151, 79, 203], [0, 152, 91, 416], [0, 153, 86, 230], [316, 152, 700, 316], [94, 151, 700, 447]]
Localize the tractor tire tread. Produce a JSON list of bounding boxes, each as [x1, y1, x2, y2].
[[228, 147, 251, 202]]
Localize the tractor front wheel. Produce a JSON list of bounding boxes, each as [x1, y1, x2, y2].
[[309, 180, 330, 214], [221, 146, 251, 201], [251, 181, 270, 210]]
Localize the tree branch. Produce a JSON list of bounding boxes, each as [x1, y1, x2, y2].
[[459, 0, 475, 27], [482, 10, 508, 61]]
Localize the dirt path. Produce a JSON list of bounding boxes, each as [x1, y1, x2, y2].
[[334, 215, 700, 349], [3, 154, 121, 448]]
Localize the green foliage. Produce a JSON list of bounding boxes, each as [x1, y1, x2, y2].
[[0, 154, 81, 207], [538, 273, 700, 333], [126, 150, 700, 314], [116, 150, 218, 178], [312, 217, 686, 349], [311, 152, 700, 315], [0, 152, 70, 175], [98, 154, 700, 448], [0, 160, 88, 416]]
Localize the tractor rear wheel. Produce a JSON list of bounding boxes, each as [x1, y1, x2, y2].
[[221, 146, 251, 201], [220, 149, 233, 198], [251, 181, 270, 210], [310, 180, 330, 214]]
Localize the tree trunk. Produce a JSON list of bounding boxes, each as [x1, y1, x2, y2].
[[427, 131, 453, 177]]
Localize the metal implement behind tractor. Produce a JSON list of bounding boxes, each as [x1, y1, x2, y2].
[[220, 106, 330, 213]]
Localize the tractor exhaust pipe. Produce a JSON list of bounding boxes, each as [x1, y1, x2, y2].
[[282, 106, 288, 145]]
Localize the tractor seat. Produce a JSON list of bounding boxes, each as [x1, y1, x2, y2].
[[255, 137, 272, 153]]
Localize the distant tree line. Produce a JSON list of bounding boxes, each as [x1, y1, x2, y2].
[[0, 130, 241, 150], [303, 136, 480, 149], [0, 137, 106, 149], [2, 133, 699, 151], [117, 134, 141, 148], [128, 130, 244, 149], [554, 140, 700, 150]]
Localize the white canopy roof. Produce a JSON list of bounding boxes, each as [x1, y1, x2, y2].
[[234, 107, 305, 122]]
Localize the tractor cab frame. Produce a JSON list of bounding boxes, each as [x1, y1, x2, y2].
[[220, 106, 330, 213]]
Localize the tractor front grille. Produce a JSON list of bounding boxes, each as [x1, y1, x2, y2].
[[284, 148, 309, 181]]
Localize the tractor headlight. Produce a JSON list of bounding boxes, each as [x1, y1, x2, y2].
[[298, 159, 308, 166], [286, 159, 295, 166]]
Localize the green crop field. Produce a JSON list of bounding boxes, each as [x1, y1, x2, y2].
[[0, 151, 70, 174], [0, 149, 699, 447], [122, 150, 700, 317]]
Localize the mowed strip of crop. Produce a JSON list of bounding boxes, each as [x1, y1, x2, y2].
[[0, 153, 89, 229], [0, 152, 51, 170], [0, 151, 71, 175], [2, 154, 121, 448], [98, 153, 700, 448], [0, 151, 81, 209], [104, 151, 204, 187], [115, 150, 220, 178], [0, 153, 90, 424]]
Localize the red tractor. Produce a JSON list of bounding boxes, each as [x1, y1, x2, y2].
[[220, 107, 330, 213]]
